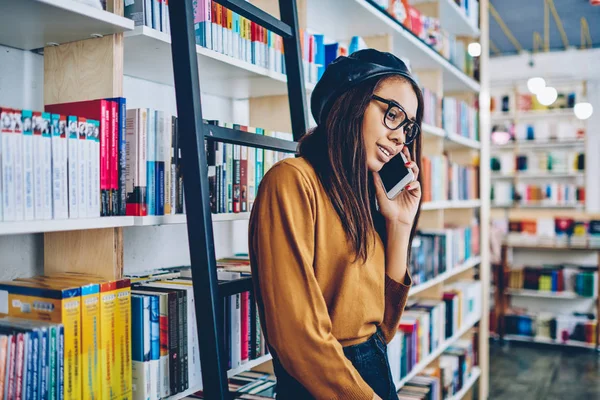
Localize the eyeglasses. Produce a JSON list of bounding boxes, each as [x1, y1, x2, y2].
[[371, 94, 420, 144]]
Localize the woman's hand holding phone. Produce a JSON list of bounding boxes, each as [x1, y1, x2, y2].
[[373, 146, 421, 228]]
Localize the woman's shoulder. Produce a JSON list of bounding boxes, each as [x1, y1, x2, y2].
[[262, 157, 318, 187]]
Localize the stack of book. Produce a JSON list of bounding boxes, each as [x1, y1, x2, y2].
[[505, 312, 597, 346], [389, 299, 447, 382], [0, 273, 132, 400], [411, 222, 480, 286], [396, 370, 441, 400], [491, 90, 577, 113], [421, 87, 442, 128], [421, 155, 479, 203], [439, 339, 477, 398], [508, 265, 598, 297], [1, 99, 127, 222], [514, 151, 585, 174], [205, 121, 294, 214], [442, 97, 479, 141], [375, 1, 478, 78], [124, 0, 171, 35], [499, 217, 600, 247], [190, 371, 277, 399], [388, 280, 481, 385]]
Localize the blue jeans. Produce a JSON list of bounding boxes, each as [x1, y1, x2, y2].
[[271, 329, 397, 399]]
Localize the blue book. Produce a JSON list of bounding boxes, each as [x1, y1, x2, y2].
[[131, 295, 145, 362], [106, 97, 127, 215], [313, 34, 326, 80], [149, 295, 160, 362], [146, 109, 156, 215]]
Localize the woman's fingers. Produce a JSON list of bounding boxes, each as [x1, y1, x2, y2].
[[404, 161, 419, 182]]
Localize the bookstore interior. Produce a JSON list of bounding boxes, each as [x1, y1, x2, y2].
[[0, 0, 598, 399]]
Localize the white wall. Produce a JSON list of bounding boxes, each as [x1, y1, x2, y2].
[[0, 47, 251, 280]]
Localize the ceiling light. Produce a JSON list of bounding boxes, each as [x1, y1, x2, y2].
[[468, 42, 481, 57], [527, 77, 546, 94], [574, 102, 593, 120]]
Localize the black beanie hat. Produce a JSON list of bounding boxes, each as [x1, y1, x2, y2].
[[310, 48, 418, 126]]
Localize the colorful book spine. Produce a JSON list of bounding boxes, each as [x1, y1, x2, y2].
[[67, 116, 79, 219], [51, 114, 69, 220], [146, 109, 156, 216], [78, 117, 88, 218], [116, 279, 132, 399], [42, 112, 53, 220], [22, 110, 35, 221]]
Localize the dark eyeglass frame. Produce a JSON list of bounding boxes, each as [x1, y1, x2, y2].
[[371, 94, 420, 144]]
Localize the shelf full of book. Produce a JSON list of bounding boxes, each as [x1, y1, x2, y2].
[[123, 25, 316, 99], [0, 0, 134, 50], [304, 0, 481, 93]]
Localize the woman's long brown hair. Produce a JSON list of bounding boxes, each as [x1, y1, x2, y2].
[[299, 75, 424, 264]]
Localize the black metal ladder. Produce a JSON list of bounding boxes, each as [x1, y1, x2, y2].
[[168, 0, 308, 398]]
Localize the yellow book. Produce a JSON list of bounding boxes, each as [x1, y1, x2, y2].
[[0, 280, 82, 400], [26, 275, 102, 400], [115, 279, 132, 400]]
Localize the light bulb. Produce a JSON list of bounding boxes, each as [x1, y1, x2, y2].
[[527, 77, 546, 94], [537, 86, 558, 106], [468, 42, 481, 57], [574, 102, 593, 120]]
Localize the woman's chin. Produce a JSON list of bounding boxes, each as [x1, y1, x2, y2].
[[367, 159, 384, 173]]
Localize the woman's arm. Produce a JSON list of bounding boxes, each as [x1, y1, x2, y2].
[[249, 163, 375, 400], [374, 146, 420, 343]]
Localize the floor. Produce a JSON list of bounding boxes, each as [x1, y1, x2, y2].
[[489, 341, 600, 400]]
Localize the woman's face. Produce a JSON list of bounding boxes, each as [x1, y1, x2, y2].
[[362, 78, 418, 172]]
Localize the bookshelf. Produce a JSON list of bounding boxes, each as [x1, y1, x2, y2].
[[395, 315, 481, 389], [0, 0, 133, 50], [0, 0, 492, 399], [494, 243, 600, 351]]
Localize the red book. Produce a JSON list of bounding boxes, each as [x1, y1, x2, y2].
[[241, 292, 249, 363], [110, 101, 118, 215], [46, 99, 110, 216]]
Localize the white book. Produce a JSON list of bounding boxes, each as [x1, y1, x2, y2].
[[205, 0, 212, 50], [228, 22, 233, 57], [90, 120, 101, 218], [51, 115, 69, 220], [67, 116, 79, 219], [78, 118, 89, 218], [153, 0, 160, 31], [223, 22, 229, 56], [12, 111, 24, 221], [85, 121, 96, 217], [1, 109, 15, 221], [144, 281, 202, 391], [144, 0, 152, 27], [20, 111, 34, 221], [131, 294, 152, 400], [217, 270, 242, 369], [32, 113, 45, 219], [163, 115, 172, 215], [212, 18, 218, 53], [169, 117, 177, 215], [233, 25, 239, 60], [161, 0, 167, 33], [42, 113, 53, 220], [247, 142, 255, 211]]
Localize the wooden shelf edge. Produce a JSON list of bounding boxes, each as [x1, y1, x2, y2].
[[410, 256, 481, 296]]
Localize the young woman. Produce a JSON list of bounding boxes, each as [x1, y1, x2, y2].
[[248, 49, 423, 400]]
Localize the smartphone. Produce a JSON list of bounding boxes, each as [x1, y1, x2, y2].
[[379, 151, 414, 200]]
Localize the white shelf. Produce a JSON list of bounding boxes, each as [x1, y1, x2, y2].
[[227, 354, 273, 378], [446, 367, 481, 400], [492, 140, 585, 150], [492, 203, 585, 210], [504, 335, 597, 350], [422, 124, 446, 139], [395, 316, 481, 389], [492, 109, 577, 121], [413, 0, 480, 37], [133, 213, 251, 226], [306, 0, 480, 93], [506, 289, 595, 300], [0, 0, 133, 50], [421, 199, 481, 211], [444, 133, 481, 149], [0, 217, 135, 236], [124, 26, 315, 99], [491, 172, 584, 180], [410, 256, 481, 297]]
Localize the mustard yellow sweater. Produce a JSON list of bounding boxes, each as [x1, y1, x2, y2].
[[248, 157, 411, 400]]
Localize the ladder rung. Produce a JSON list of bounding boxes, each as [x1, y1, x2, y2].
[[219, 277, 253, 296], [213, 0, 293, 38], [204, 124, 298, 153]]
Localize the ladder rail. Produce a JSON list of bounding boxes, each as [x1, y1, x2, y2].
[[169, 0, 230, 398], [169, 0, 309, 397]]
